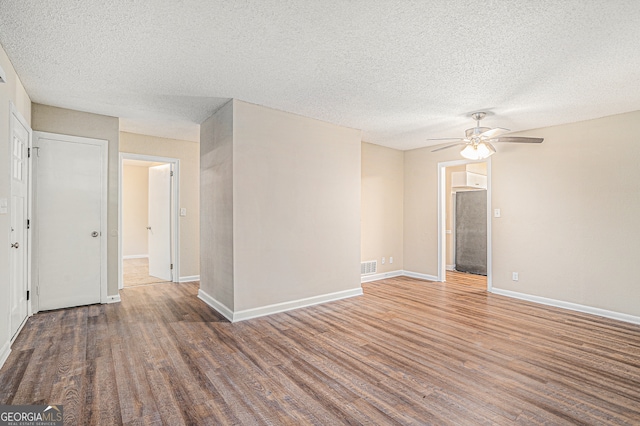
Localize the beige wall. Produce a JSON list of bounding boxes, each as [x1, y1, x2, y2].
[[405, 111, 640, 317], [491, 111, 640, 316], [0, 43, 32, 354], [233, 100, 362, 311], [31, 104, 120, 297], [122, 165, 149, 257], [120, 132, 200, 278], [361, 142, 404, 273], [200, 101, 234, 309]]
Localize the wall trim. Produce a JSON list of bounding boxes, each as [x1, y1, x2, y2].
[[402, 270, 439, 282], [122, 254, 149, 260], [0, 340, 11, 370], [491, 288, 640, 326], [233, 287, 363, 322], [361, 270, 403, 283], [197, 289, 234, 322], [106, 294, 121, 304], [198, 287, 363, 323], [179, 275, 200, 283]]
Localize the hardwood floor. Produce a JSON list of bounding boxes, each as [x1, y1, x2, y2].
[[123, 258, 170, 287], [1, 277, 639, 425], [446, 270, 487, 289]]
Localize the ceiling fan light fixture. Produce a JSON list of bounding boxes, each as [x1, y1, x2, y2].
[[460, 142, 495, 160]]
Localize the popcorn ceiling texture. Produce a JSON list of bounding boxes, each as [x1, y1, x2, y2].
[[1, 0, 639, 148]]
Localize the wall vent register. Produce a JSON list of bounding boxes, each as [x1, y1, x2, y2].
[[361, 260, 377, 275]]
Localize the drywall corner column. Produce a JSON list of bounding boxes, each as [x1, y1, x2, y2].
[[232, 100, 362, 311], [199, 101, 234, 311], [31, 104, 120, 297]]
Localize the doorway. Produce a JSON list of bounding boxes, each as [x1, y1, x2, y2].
[[119, 153, 179, 288], [438, 159, 491, 290]]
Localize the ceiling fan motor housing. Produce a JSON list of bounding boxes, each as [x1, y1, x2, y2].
[[465, 127, 491, 140]]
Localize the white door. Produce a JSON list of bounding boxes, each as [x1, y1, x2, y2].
[[148, 164, 172, 281], [35, 132, 107, 311], [9, 106, 30, 338]]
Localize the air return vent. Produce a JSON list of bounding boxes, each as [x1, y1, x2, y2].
[[361, 260, 377, 275]]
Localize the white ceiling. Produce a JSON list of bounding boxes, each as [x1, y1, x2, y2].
[[1, 1, 639, 150]]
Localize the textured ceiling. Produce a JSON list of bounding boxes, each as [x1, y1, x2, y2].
[[1, 1, 639, 149]]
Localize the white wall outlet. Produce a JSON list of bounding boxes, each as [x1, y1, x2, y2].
[[382, 257, 385, 265], [512, 272, 519, 281], [494, 208, 501, 218], [180, 208, 187, 217], [389, 256, 393, 264]]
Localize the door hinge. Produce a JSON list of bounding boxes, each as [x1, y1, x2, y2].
[[170, 171, 174, 177], [28, 147, 31, 158], [27, 290, 30, 301], [170, 264, 174, 270], [27, 219, 30, 229]]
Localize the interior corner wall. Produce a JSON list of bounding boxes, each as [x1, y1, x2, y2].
[[200, 101, 234, 311], [119, 132, 200, 278], [0, 42, 32, 358], [232, 100, 362, 311], [31, 104, 120, 297], [404, 110, 640, 318], [361, 142, 404, 273], [122, 165, 149, 257]]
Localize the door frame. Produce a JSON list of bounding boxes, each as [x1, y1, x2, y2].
[[8, 101, 32, 340], [437, 158, 492, 291], [118, 153, 180, 289], [32, 131, 109, 311]]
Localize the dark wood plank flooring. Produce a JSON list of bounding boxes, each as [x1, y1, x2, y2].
[[1, 277, 640, 425]]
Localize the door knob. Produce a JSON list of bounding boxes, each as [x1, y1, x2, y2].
[[91, 231, 99, 237], [11, 242, 19, 249]]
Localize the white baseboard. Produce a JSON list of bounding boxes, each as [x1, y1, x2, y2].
[[198, 287, 363, 323], [361, 270, 403, 283], [122, 254, 149, 259], [402, 270, 440, 282], [234, 287, 363, 322], [179, 275, 200, 283], [106, 294, 121, 304], [491, 288, 640, 325], [197, 289, 234, 322], [0, 340, 11, 370], [446, 264, 456, 271]]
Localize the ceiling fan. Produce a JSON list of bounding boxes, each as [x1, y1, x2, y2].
[[429, 112, 543, 160]]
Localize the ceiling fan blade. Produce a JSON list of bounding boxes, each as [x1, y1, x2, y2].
[[431, 142, 466, 152], [479, 127, 510, 139], [492, 136, 544, 143], [426, 137, 466, 141]]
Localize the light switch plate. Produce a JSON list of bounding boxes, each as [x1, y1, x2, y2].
[[180, 208, 187, 217]]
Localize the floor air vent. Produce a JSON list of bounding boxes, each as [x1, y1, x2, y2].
[[361, 260, 377, 275]]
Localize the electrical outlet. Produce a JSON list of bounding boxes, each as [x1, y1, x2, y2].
[[512, 272, 519, 281], [382, 257, 385, 265], [389, 256, 393, 264], [494, 208, 501, 218]]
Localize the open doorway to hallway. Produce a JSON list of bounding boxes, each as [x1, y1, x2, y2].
[[440, 160, 490, 290], [119, 154, 180, 288]]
